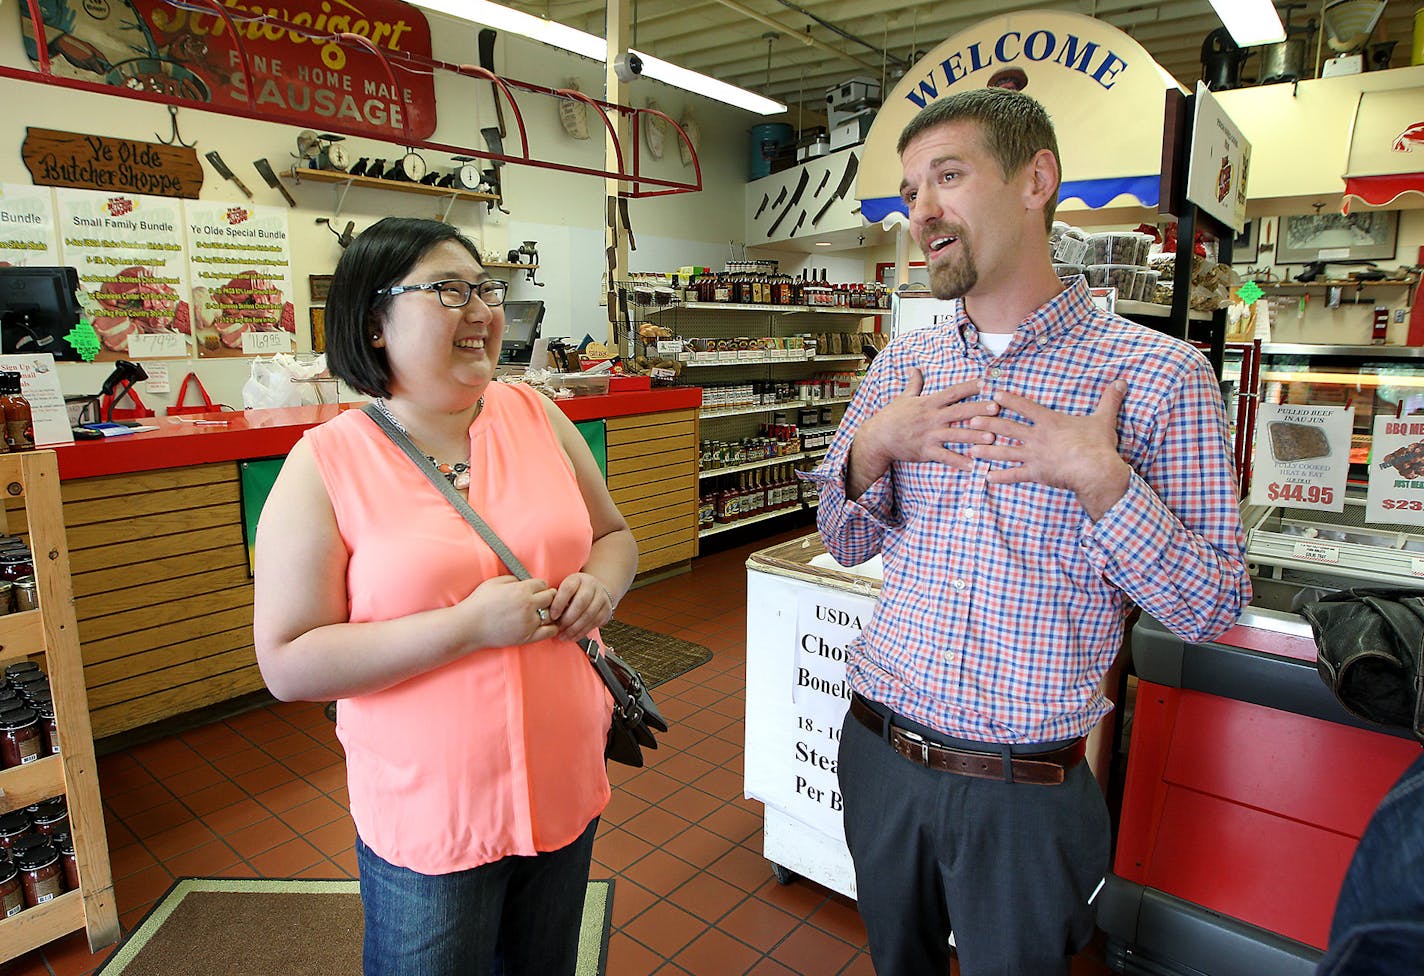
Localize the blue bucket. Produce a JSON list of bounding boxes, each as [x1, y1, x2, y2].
[[749, 123, 794, 180]]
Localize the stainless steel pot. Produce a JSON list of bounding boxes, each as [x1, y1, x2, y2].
[[1260, 37, 1308, 84]]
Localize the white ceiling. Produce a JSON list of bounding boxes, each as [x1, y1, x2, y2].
[[514, 0, 1419, 120]]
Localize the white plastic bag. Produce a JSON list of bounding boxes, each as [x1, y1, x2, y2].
[[242, 354, 331, 409]]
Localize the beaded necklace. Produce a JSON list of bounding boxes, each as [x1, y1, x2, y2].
[[373, 397, 482, 490]]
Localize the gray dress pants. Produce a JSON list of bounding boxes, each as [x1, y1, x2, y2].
[[838, 704, 1110, 976]]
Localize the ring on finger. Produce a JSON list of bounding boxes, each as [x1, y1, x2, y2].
[[537, 607, 550, 624]]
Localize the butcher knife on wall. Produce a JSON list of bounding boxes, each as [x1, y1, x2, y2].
[[813, 152, 858, 227]]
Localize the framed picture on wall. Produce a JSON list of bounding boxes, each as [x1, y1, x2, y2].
[[309, 275, 333, 303], [1232, 219, 1259, 258], [1276, 211, 1399, 263], [310, 306, 326, 353]]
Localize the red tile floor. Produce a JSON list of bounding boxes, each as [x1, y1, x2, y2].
[[6, 528, 1113, 975]]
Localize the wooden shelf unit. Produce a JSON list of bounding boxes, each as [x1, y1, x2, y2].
[[0, 452, 118, 959]]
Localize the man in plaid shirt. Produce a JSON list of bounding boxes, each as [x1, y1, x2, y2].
[[808, 89, 1250, 975]]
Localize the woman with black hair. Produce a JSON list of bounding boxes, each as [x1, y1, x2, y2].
[[253, 216, 636, 975]]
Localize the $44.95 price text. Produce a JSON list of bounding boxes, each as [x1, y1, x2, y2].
[[1267, 482, 1333, 505]]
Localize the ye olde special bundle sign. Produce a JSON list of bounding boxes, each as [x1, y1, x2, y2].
[[185, 203, 295, 358]]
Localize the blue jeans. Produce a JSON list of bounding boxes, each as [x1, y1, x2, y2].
[[1318, 753, 1424, 976], [356, 817, 598, 976]]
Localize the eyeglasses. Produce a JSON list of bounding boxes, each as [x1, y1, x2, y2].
[[376, 278, 509, 308]]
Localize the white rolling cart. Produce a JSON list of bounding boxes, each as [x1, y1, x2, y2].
[[743, 533, 881, 896]]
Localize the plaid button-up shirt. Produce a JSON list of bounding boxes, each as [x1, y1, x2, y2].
[[808, 279, 1250, 743]]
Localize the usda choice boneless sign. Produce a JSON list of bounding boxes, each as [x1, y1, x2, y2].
[[768, 588, 874, 840]]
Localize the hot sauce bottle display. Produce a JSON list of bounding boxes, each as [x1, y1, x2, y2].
[[0, 373, 33, 452]]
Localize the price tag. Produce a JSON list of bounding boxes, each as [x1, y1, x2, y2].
[[1249, 404, 1352, 512], [656, 340, 682, 354], [1292, 541, 1340, 564], [127, 332, 189, 359], [1366, 415, 1424, 525], [143, 362, 171, 395], [242, 331, 293, 355]]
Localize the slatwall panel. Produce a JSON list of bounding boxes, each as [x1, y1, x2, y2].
[[605, 409, 699, 576], [59, 463, 264, 738]]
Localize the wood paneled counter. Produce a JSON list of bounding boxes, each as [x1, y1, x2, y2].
[[46, 388, 701, 738]]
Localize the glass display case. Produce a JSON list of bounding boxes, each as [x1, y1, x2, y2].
[[1244, 343, 1424, 592]]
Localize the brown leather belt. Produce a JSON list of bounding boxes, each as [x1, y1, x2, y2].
[[848, 694, 1084, 786]]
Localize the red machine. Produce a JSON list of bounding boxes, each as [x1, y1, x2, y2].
[[1099, 609, 1421, 975]]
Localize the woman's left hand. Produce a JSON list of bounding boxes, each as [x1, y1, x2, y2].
[[549, 572, 615, 641]]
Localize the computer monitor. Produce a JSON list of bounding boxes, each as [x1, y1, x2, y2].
[[499, 300, 545, 365], [0, 267, 83, 362]]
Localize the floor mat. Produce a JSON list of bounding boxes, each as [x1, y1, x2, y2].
[[94, 877, 614, 975], [601, 620, 714, 688]]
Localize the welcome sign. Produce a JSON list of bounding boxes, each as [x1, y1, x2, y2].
[[858, 11, 1181, 223]]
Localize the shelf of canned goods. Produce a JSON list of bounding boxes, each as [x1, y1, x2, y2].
[[0, 452, 118, 960]]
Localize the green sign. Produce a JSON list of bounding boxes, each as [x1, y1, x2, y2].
[[239, 457, 286, 574]]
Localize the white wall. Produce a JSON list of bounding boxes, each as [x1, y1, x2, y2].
[[0, 11, 768, 410]]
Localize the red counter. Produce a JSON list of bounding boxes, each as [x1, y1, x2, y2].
[[54, 387, 702, 480]]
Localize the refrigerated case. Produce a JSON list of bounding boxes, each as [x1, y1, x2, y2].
[[1101, 344, 1424, 975]]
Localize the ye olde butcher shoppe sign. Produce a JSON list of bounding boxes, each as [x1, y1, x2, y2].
[[22, 129, 203, 199], [19, 0, 437, 141]]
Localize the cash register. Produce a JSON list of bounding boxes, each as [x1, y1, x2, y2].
[[498, 300, 545, 365]]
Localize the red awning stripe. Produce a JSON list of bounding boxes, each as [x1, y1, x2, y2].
[[1341, 173, 1424, 213]]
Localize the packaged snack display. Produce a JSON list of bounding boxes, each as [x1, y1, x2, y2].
[[1152, 279, 1174, 305], [1131, 269, 1160, 303], [1149, 252, 1176, 280], [1052, 263, 1085, 280], [1086, 264, 1138, 296], [1085, 232, 1144, 266]]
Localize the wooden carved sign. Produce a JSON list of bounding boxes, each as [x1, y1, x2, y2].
[[21, 128, 203, 199]]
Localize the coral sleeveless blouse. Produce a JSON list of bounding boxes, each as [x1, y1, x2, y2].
[[305, 382, 611, 874]]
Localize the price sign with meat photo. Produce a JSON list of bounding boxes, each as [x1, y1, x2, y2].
[[1249, 403, 1351, 512], [55, 188, 190, 361], [183, 202, 295, 358], [1366, 416, 1424, 525]]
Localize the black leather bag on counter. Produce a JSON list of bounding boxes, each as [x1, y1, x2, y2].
[[363, 403, 668, 766], [1301, 588, 1424, 743]]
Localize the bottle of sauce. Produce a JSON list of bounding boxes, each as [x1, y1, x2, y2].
[[0, 855, 24, 916], [0, 708, 42, 768], [13, 838, 62, 907], [0, 373, 33, 452]]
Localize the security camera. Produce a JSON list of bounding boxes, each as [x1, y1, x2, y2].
[[613, 52, 643, 83]]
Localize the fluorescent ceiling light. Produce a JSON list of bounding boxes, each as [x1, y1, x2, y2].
[[637, 52, 785, 115], [1207, 0, 1286, 46], [814, 241, 833, 246], [415, 0, 786, 115]]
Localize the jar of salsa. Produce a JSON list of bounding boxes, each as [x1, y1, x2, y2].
[[0, 856, 23, 917], [0, 553, 33, 583], [0, 811, 31, 853], [0, 708, 41, 768], [11, 577, 36, 613], [28, 798, 67, 839], [52, 832, 76, 893], [35, 702, 57, 756], [3, 661, 39, 684], [13, 839, 61, 908]]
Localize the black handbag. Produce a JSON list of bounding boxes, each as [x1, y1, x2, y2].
[[363, 403, 668, 766], [1300, 587, 1424, 743]]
